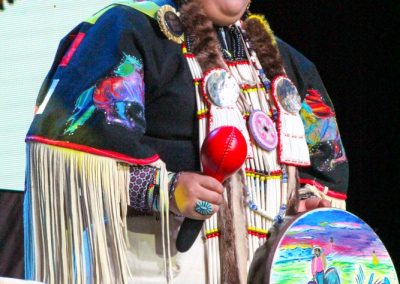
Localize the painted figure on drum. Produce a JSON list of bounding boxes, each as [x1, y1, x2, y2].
[[249, 209, 398, 284], [311, 246, 327, 284]]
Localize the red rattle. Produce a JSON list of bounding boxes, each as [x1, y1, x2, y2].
[[176, 126, 247, 252]]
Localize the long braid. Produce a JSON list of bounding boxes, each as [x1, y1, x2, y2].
[[179, 1, 226, 71], [242, 14, 285, 80]]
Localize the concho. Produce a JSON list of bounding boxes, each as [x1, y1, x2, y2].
[[203, 68, 240, 107], [157, 5, 184, 44], [273, 76, 302, 114]]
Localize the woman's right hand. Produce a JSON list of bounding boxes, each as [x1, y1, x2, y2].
[[170, 172, 224, 220]]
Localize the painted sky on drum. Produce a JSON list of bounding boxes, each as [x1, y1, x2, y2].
[[270, 209, 398, 284], [280, 209, 388, 258]]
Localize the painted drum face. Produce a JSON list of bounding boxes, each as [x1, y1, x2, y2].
[[275, 77, 302, 113], [264, 208, 399, 284], [205, 69, 240, 107], [248, 110, 277, 151]]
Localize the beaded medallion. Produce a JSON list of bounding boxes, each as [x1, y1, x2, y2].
[[157, 5, 184, 44], [248, 110, 278, 151]]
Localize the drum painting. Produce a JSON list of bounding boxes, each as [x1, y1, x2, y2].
[[268, 208, 398, 284]]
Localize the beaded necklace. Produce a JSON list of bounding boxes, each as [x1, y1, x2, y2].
[[183, 23, 287, 282], [176, 2, 310, 281]]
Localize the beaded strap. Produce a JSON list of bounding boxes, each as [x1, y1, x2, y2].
[[129, 166, 158, 213], [168, 171, 183, 198], [129, 165, 180, 213]]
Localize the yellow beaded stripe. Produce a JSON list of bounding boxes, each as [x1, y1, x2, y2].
[[205, 228, 220, 239], [245, 171, 282, 181], [247, 226, 268, 235], [197, 109, 208, 117], [247, 227, 268, 238]]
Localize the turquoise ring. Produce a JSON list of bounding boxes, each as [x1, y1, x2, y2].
[[194, 201, 213, 215]]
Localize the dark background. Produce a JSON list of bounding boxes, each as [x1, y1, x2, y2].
[[253, 0, 400, 271]]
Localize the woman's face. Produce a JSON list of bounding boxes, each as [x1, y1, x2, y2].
[[195, 0, 250, 26]]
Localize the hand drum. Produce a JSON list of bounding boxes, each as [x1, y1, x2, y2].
[[176, 126, 247, 252], [247, 208, 399, 284]]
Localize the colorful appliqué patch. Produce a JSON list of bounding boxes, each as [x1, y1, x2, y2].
[[63, 54, 145, 135], [300, 89, 346, 172]]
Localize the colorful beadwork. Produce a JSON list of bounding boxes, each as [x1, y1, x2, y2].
[[129, 166, 158, 212], [63, 54, 145, 135], [194, 201, 213, 215], [248, 110, 278, 151]]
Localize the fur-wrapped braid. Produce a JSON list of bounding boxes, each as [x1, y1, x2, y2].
[[243, 14, 285, 80], [179, 1, 226, 71]]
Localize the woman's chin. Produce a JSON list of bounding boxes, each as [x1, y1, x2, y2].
[[210, 14, 242, 26], [197, 0, 249, 26]]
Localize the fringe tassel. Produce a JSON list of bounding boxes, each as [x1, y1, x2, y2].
[[25, 142, 131, 283], [277, 111, 310, 166], [153, 160, 173, 282]]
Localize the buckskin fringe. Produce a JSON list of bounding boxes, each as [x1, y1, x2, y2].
[[24, 142, 131, 283]]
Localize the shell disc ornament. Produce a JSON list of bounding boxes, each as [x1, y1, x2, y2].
[[248, 110, 278, 151], [203, 68, 240, 107], [273, 76, 302, 114], [157, 5, 184, 44]]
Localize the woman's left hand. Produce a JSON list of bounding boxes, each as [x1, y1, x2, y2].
[[297, 196, 331, 213]]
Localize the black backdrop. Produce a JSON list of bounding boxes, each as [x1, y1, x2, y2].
[[252, 0, 400, 271], [1, 0, 399, 279]]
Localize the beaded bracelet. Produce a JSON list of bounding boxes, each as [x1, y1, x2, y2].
[[168, 171, 183, 199]]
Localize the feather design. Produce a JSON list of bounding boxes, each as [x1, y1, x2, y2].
[[64, 87, 96, 135], [305, 89, 335, 118]]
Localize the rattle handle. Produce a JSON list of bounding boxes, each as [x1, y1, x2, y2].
[[176, 126, 246, 252], [176, 218, 204, 252]]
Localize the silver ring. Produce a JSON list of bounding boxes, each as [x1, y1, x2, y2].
[[194, 201, 213, 215]]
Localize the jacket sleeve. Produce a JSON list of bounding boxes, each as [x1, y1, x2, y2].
[[29, 5, 186, 213], [27, 5, 163, 164], [277, 39, 349, 199]]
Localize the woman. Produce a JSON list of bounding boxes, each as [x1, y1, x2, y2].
[[24, 0, 348, 283]]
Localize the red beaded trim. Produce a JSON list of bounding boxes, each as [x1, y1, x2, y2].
[[206, 231, 221, 239], [26, 135, 160, 165], [247, 229, 268, 239]]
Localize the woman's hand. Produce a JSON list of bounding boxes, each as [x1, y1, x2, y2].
[[297, 196, 332, 213], [170, 172, 224, 220]]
